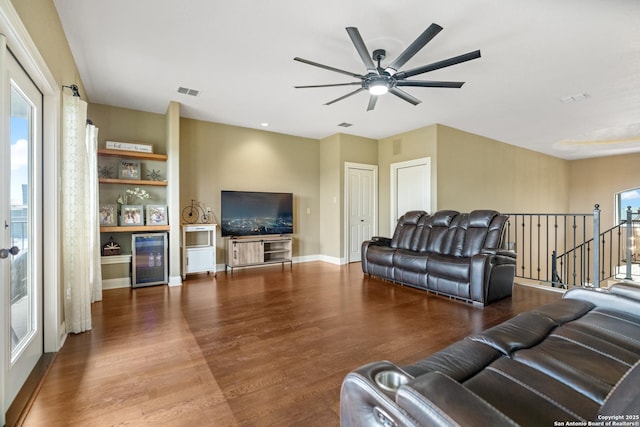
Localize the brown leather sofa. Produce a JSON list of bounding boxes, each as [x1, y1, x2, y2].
[[361, 210, 516, 306], [340, 283, 640, 427]]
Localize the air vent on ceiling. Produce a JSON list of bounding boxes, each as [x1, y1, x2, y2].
[[177, 86, 200, 96], [338, 122, 353, 128], [560, 93, 590, 103]]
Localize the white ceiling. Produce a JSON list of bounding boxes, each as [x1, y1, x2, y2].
[[53, 0, 640, 160]]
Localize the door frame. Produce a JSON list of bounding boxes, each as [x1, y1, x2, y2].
[[1, 1, 62, 422], [344, 162, 378, 264], [390, 157, 431, 233]]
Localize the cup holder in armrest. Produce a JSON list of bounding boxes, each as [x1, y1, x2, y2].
[[374, 370, 410, 393]]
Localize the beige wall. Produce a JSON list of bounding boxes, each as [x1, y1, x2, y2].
[[180, 119, 320, 262], [569, 153, 640, 228], [377, 124, 438, 236], [338, 134, 378, 259], [319, 134, 341, 257], [436, 125, 570, 214], [12, 0, 86, 96], [88, 103, 167, 149]]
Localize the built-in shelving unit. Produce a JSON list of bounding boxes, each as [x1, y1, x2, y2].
[[98, 146, 170, 288], [97, 148, 169, 233]]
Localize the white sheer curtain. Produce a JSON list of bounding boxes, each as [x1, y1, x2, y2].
[[61, 93, 102, 334]]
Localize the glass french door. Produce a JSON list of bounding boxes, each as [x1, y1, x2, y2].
[[2, 48, 43, 411]]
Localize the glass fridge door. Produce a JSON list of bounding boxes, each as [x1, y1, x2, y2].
[[132, 233, 168, 287]]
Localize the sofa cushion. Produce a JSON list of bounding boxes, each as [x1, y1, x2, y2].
[[422, 210, 459, 254], [393, 249, 428, 273], [425, 253, 469, 281], [463, 357, 600, 425], [460, 210, 499, 257], [390, 210, 426, 250], [513, 335, 633, 404], [599, 360, 640, 418]]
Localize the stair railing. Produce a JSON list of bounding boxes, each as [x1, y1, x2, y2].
[[505, 205, 640, 289], [504, 205, 600, 288]]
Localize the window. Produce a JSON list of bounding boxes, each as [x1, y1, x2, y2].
[[617, 187, 640, 224]]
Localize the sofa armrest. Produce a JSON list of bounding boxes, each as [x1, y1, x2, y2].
[[340, 361, 420, 427], [370, 236, 392, 246], [564, 286, 640, 318], [481, 248, 517, 259], [469, 252, 516, 304], [396, 372, 518, 427]]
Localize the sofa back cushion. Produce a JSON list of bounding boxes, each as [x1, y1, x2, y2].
[[459, 210, 500, 257], [420, 210, 459, 254], [391, 210, 427, 250]]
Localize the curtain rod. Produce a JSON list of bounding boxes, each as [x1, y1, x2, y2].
[[62, 84, 80, 97]]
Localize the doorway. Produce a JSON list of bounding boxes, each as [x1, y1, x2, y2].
[[1, 47, 44, 417], [390, 157, 431, 231], [345, 163, 377, 263]]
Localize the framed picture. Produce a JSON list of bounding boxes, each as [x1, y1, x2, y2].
[[120, 205, 143, 226], [146, 205, 168, 225], [118, 160, 141, 180], [98, 204, 117, 226]]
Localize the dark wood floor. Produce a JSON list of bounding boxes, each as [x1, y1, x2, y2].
[[21, 262, 561, 426]]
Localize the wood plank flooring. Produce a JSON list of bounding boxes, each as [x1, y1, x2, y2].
[[20, 262, 561, 426]]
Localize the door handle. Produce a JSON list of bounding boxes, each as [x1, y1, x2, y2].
[[0, 246, 20, 259]]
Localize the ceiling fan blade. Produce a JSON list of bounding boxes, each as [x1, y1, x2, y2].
[[294, 57, 364, 79], [367, 95, 378, 111], [345, 27, 378, 74], [396, 80, 465, 88], [389, 87, 422, 106], [395, 50, 481, 79], [325, 87, 366, 106], [385, 23, 443, 75], [295, 82, 362, 89]]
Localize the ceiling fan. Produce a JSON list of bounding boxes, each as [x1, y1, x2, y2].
[[294, 24, 481, 111]]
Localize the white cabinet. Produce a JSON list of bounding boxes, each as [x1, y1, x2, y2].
[[181, 224, 217, 279], [225, 236, 292, 272]]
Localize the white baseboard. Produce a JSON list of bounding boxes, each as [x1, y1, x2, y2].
[[101, 277, 131, 290], [168, 275, 182, 287]]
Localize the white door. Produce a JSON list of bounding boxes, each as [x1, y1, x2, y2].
[[390, 158, 431, 231], [346, 163, 377, 263], [1, 50, 43, 412]]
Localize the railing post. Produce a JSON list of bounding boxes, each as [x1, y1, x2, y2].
[[593, 204, 600, 288], [551, 250, 558, 287], [626, 206, 633, 280]]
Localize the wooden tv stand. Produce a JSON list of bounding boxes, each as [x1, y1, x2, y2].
[[225, 235, 292, 272]]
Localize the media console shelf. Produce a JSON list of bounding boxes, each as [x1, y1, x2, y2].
[[225, 236, 292, 273]]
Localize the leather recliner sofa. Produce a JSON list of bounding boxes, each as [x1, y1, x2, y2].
[[361, 210, 516, 306], [340, 283, 640, 427]]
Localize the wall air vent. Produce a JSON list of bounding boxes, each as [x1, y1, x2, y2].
[[338, 122, 353, 128], [177, 87, 200, 96]]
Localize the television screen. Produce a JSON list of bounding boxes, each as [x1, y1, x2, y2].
[[221, 191, 293, 237]]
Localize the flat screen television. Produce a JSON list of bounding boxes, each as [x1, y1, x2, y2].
[[221, 190, 293, 237]]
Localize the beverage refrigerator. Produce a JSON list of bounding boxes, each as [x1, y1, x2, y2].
[[132, 232, 168, 288]]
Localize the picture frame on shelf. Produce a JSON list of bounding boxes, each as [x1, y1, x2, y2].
[[146, 205, 168, 225], [120, 205, 143, 226], [99, 204, 117, 226], [118, 160, 141, 179]]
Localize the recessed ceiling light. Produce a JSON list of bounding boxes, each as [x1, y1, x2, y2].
[[261, 122, 269, 127]]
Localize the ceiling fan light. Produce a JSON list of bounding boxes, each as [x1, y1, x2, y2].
[[369, 82, 389, 96]]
